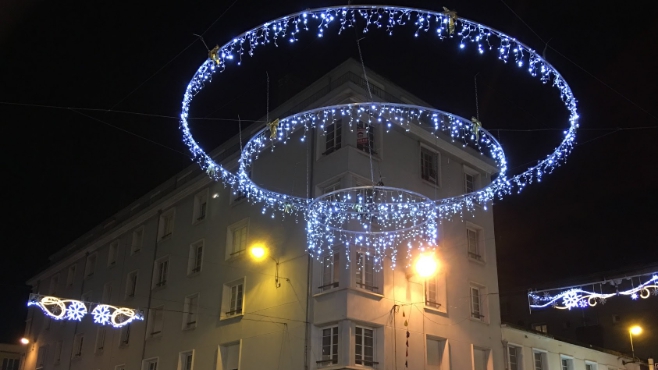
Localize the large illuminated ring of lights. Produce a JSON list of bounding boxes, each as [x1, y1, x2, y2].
[[528, 273, 658, 310], [27, 294, 143, 328], [179, 5, 579, 217]]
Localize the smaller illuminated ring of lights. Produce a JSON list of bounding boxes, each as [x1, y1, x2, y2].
[[27, 294, 143, 328], [179, 5, 579, 219], [237, 103, 508, 217], [91, 304, 144, 328]]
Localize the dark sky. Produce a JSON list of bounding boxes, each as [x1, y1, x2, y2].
[[2, 0, 657, 343]]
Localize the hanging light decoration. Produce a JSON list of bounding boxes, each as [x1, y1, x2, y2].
[[27, 294, 143, 328]]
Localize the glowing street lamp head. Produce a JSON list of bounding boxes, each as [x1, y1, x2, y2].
[[415, 253, 438, 278], [20, 338, 29, 345], [249, 245, 267, 260], [630, 326, 642, 336]]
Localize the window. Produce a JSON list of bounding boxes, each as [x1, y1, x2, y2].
[[467, 228, 483, 261], [323, 120, 342, 155], [188, 241, 204, 275], [81, 291, 92, 303], [160, 210, 175, 239], [585, 363, 597, 370], [561, 357, 573, 370], [222, 280, 244, 318], [232, 170, 251, 203], [464, 167, 480, 193], [125, 270, 138, 298], [37, 346, 47, 369], [102, 282, 112, 303], [425, 273, 446, 311], [473, 347, 490, 370], [108, 241, 119, 266], [48, 274, 59, 295], [115, 365, 126, 370], [219, 342, 240, 370], [2, 358, 19, 370], [426, 337, 447, 370], [421, 147, 439, 185], [193, 190, 208, 222], [322, 182, 341, 195], [84, 254, 97, 277], [72, 333, 84, 357], [533, 352, 546, 370], [143, 358, 158, 370], [318, 326, 339, 366], [120, 324, 131, 345], [355, 326, 375, 366], [470, 286, 484, 320], [355, 252, 377, 292], [96, 327, 107, 352], [53, 340, 62, 364], [179, 351, 194, 370], [153, 257, 169, 288], [320, 253, 339, 291], [131, 227, 144, 254], [149, 307, 164, 335], [508, 345, 521, 370], [67, 265, 76, 286], [183, 294, 199, 328], [356, 121, 376, 154], [532, 323, 548, 333], [227, 219, 248, 258]]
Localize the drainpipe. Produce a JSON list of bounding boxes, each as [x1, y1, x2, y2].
[[303, 125, 316, 370], [140, 211, 161, 364]]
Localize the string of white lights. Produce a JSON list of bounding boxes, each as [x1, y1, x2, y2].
[[528, 273, 658, 310], [27, 294, 144, 328]]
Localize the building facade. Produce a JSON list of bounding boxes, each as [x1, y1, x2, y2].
[[0, 344, 23, 370], [24, 59, 506, 370]]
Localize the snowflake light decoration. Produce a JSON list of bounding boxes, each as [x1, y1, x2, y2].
[[91, 305, 112, 325], [27, 294, 143, 327], [65, 301, 87, 321]]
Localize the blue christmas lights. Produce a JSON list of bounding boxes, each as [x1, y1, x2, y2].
[[528, 273, 658, 310], [27, 294, 143, 328]]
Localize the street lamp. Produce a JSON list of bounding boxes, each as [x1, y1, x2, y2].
[[415, 253, 439, 278], [249, 244, 282, 288], [19, 338, 29, 345], [629, 325, 642, 360]]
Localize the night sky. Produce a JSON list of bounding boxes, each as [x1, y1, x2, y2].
[[2, 0, 657, 343]]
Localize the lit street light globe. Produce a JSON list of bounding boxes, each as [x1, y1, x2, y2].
[[20, 338, 29, 345], [415, 253, 439, 278], [249, 245, 267, 260], [630, 326, 642, 336]]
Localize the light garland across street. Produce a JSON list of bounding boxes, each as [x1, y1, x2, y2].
[[27, 294, 143, 328]]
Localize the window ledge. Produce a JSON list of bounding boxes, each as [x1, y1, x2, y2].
[[220, 313, 244, 322], [313, 287, 346, 298], [468, 256, 486, 265], [225, 251, 246, 262], [160, 234, 172, 242], [469, 316, 489, 325], [151, 284, 167, 292], [107, 262, 117, 269], [230, 197, 248, 207], [182, 323, 197, 331], [192, 218, 206, 226], [348, 287, 384, 300], [423, 305, 448, 316], [187, 271, 201, 278], [421, 179, 441, 189], [352, 146, 381, 161]]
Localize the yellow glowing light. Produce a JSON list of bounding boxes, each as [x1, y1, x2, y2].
[[20, 338, 29, 345], [415, 253, 439, 278], [630, 326, 642, 335], [249, 245, 267, 260]]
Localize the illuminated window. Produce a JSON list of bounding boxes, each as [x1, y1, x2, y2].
[[219, 342, 240, 370], [355, 252, 378, 292], [426, 337, 447, 370], [473, 347, 490, 370], [508, 345, 521, 370], [222, 279, 245, 318]]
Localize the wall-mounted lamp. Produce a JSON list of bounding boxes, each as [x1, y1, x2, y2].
[[415, 253, 439, 278], [249, 244, 284, 288], [20, 338, 29, 345]]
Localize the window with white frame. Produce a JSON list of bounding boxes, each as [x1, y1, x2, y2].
[[355, 252, 378, 292], [323, 119, 342, 155], [464, 167, 480, 193], [470, 286, 485, 320], [96, 327, 107, 352], [143, 358, 158, 370], [222, 279, 244, 318], [533, 352, 546, 370], [179, 351, 194, 370], [149, 307, 164, 336], [508, 345, 521, 370], [108, 240, 119, 266], [467, 227, 483, 261], [226, 219, 248, 258], [426, 337, 447, 370], [193, 190, 208, 222], [561, 357, 573, 370], [119, 324, 131, 345], [421, 147, 439, 185], [159, 210, 175, 239], [53, 340, 62, 364], [84, 254, 97, 277], [188, 240, 204, 275], [320, 253, 339, 291], [36, 346, 47, 369], [473, 347, 490, 370], [532, 323, 548, 333], [3, 358, 19, 370], [153, 257, 169, 288], [356, 121, 377, 155], [585, 362, 597, 370], [319, 326, 339, 366], [102, 282, 112, 303], [125, 270, 138, 298], [49, 274, 59, 295], [219, 342, 240, 370], [183, 294, 199, 328], [425, 272, 446, 311], [115, 365, 126, 370], [131, 227, 144, 254], [72, 333, 84, 357], [67, 265, 76, 286], [355, 326, 376, 366]]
